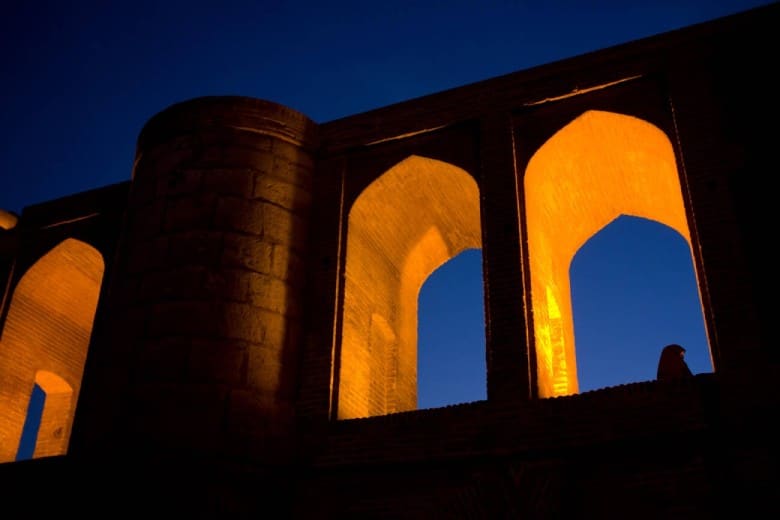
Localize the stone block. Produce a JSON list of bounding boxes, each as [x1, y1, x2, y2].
[[201, 268, 250, 302], [253, 176, 312, 213], [217, 302, 265, 344], [247, 272, 289, 315], [258, 309, 287, 348], [221, 233, 272, 274], [271, 245, 306, 286], [263, 203, 307, 251], [214, 196, 263, 235]]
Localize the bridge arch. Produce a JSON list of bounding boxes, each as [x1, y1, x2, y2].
[[524, 109, 705, 397], [0, 238, 104, 461], [338, 155, 482, 419]]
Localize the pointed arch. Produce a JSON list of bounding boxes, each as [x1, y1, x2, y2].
[[570, 215, 711, 391], [16, 371, 73, 459], [0, 238, 104, 461], [339, 155, 481, 419], [524, 110, 703, 397]]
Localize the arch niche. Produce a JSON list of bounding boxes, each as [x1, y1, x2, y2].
[[524, 110, 707, 398], [338, 155, 482, 419], [0, 238, 104, 461]]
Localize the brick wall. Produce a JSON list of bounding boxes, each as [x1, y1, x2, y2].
[[0, 5, 776, 516]]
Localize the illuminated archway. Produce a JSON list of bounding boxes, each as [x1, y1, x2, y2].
[[339, 155, 481, 419], [0, 238, 104, 462], [16, 371, 73, 460], [524, 110, 703, 398]]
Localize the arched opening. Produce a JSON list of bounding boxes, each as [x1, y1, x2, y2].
[[418, 248, 486, 409], [16, 383, 44, 460], [339, 155, 482, 419], [16, 371, 73, 460], [0, 238, 104, 462], [571, 215, 712, 391], [524, 110, 709, 398]]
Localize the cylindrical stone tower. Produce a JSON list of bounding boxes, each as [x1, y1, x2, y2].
[[72, 97, 318, 474]]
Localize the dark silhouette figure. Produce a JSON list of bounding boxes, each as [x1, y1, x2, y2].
[[656, 343, 694, 381]]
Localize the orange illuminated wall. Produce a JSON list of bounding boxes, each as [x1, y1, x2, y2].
[[338, 156, 482, 419], [0, 238, 104, 462], [0, 210, 17, 231], [524, 110, 707, 398]]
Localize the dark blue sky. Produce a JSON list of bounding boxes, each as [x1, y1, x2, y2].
[[2, 0, 772, 410]]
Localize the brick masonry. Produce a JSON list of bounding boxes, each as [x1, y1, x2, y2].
[[0, 5, 777, 517]]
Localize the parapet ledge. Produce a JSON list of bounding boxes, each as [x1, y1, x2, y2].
[[136, 96, 319, 153]]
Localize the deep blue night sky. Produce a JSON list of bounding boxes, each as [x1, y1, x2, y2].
[[2, 1, 772, 417]]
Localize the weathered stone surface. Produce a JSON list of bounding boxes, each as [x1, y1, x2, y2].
[[221, 232, 272, 274], [1, 8, 777, 517]]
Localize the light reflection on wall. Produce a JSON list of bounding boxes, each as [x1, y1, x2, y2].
[[0, 238, 104, 462], [524, 110, 699, 398], [0, 209, 17, 231], [338, 156, 481, 419]]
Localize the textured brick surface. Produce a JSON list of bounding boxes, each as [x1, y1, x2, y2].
[[0, 6, 777, 517]]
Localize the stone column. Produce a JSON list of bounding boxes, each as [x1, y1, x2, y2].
[[73, 96, 317, 466], [480, 112, 534, 401]]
